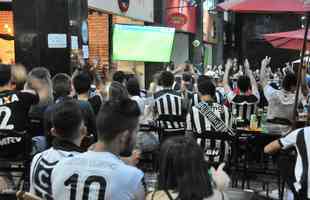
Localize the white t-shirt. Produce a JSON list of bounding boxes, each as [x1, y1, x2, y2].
[[51, 151, 145, 200], [279, 127, 310, 198], [264, 85, 299, 122], [30, 147, 81, 199]]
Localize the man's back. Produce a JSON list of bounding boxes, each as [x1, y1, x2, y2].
[[187, 101, 229, 163], [52, 151, 144, 200], [264, 85, 296, 123], [0, 90, 38, 132], [227, 92, 259, 125], [30, 139, 82, 199], [154, 89, 183, 116]]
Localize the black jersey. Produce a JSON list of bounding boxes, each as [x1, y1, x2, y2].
[[0, 90, 39, 132]]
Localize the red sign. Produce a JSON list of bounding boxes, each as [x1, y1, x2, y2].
[[165, 0, 197, 33], [167, 13, 188, 26]]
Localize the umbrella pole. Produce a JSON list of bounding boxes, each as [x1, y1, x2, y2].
[[293, 13, 310, 128]]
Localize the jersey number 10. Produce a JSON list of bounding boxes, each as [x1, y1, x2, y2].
[[65, 174, 106, 200]]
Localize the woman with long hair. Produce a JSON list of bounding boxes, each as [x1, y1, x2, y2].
[[147, 136, 230, 200]]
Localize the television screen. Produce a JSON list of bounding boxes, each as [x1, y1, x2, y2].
[[112, 24, 175, 62]]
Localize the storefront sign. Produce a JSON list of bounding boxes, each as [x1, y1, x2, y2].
[[165, 0, 197, 33], [71, 36, 78, 50], [88, 0, 154, 22], [47, 34, 67, 48]]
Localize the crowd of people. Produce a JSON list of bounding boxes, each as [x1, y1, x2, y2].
[[0, 55, 309, 199]]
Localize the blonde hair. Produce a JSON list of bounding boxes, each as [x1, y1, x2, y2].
[[11, 64, 28, 90]]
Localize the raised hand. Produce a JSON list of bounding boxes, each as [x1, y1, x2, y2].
[[261, 56, 271, 68], [225, 58, 233, 71], [244, 58, 251, 72]]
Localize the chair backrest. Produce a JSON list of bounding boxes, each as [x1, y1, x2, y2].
[[0, 129, 31, 160], [156, 115, 186, 142], [193, 131, 237, 165]]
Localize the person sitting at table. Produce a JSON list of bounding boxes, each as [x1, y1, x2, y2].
[[186, 76, 230, 164], [260, 56, 306, 135], [146, 136, 230, 200], [264, 127, 310, 200], [223, 58, 260, 127]]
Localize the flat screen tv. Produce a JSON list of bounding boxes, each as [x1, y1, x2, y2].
[[112, 24, 175, 62]]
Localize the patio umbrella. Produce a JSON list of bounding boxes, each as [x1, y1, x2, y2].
[[263, 29, 310, 50], [216, 0, 310, 127], [217, 0, 310, 13]]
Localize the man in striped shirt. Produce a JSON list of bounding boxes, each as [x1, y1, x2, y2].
[[191, 76, 224, 107], [187, 77, 230, 163], [265, 127, 310, 200], [153, 71, 185, 129], [223, 59, 260, 126]]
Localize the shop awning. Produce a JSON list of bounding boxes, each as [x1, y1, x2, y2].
[[263, 29, 310, 50], [217, 0, 310, 13]]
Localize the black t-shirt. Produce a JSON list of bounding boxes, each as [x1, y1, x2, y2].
[[0, 90, 39, 132], [88, 95, 102, 116]]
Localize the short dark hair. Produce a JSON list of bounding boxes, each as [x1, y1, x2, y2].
[[158, 136, 213, 199], [198, 76, 216, 97], [113, 71, 126, 84], [73, 72, 91, 94], [126, 77, 141, 97], [0, 64, 12, 86], [52, 73, 71, 99], [51, 100, 83, 140], [182, 72, 192, 82], [96, 99, 140, 142], [282, 72, 297, 91], [109, 81, 129, 101], [160, 71, 174, 88], [237, 75, 251, 93]]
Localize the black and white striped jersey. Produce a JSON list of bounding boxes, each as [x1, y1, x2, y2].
[[186, 101, 230, 163], [226, 89, 260, 125], [279, 127, 310, 199], [190, 91, 224, 107], [153, 89, 184, 117]]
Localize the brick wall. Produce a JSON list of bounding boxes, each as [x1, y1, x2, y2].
[[88, 11, 109, 78]]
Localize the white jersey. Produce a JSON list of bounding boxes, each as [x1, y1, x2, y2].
[[30, 146, 82, 199], [51, 151, 145, 200]]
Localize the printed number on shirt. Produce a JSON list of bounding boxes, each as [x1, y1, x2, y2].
[[0, 106, 14, 130], [65, 174, 106, 200]]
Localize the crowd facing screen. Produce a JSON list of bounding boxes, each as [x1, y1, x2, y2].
[[112, 24, 175, 62]]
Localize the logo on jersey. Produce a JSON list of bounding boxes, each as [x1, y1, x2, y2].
[[0, 94, 19, 105], [0, 137, 21, 146], [33, 158, 58, 200], [205, 148, 220, 156]]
